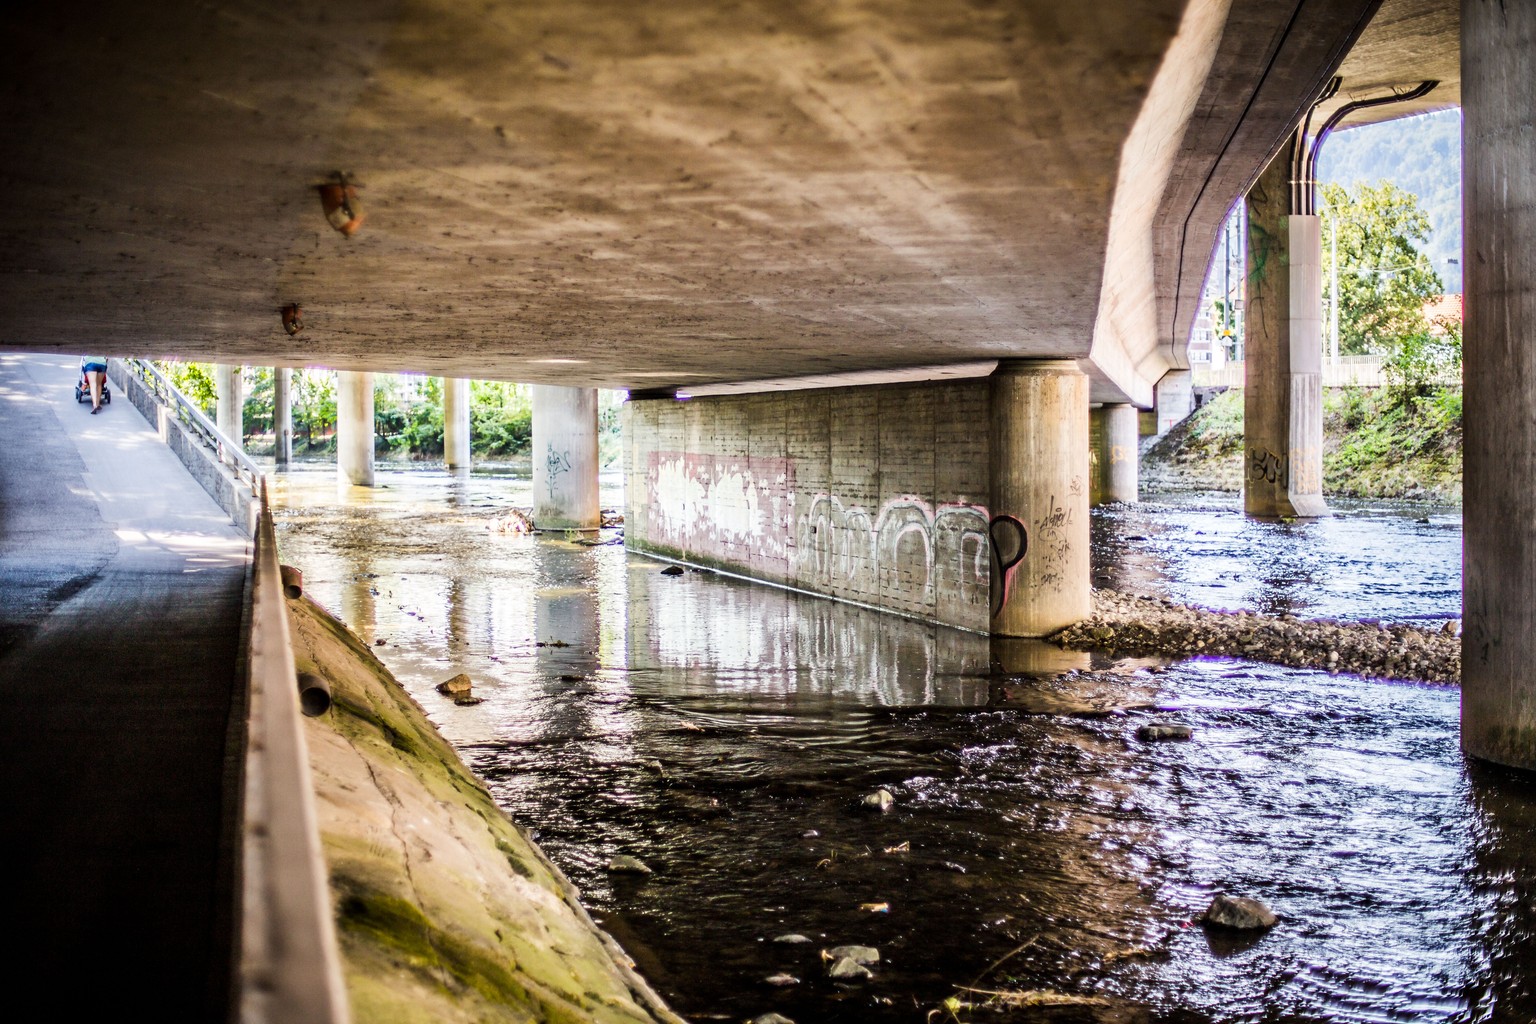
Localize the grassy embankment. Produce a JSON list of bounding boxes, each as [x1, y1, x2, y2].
[[1142, 387, 1463, 502], [289, 592, 684, 1024]]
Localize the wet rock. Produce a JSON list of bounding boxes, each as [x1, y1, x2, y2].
[[827, 957, 872, 981], [451, 696, 484, 707], [606, 855, 653, 875], [861, 788, 895, 813], [773, 933, 813, 944], [826, 945, 880, 965], [751, 1015, 795, 1024], [764, 973, 800, 987], [1200, 893, 1277, 931], [436, 673, 473, 697], [1137, 723, 1193, 742], [661, 565, 685, 576], [1441, 619, 1460, 636]]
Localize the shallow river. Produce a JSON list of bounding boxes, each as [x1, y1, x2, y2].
[[273, 469, 1535, 1024]]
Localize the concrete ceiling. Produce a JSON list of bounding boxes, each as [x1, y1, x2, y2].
[[0, 1, 1458, 403]]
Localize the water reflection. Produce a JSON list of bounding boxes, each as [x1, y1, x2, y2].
[[1092, 494, 1461, 622], [270, 467, 1526, 1024]]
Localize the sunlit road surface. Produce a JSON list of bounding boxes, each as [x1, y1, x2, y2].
[[0, 353, 248, 1018]]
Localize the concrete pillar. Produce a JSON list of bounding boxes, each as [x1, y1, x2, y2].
[[532, 385, 600, 530], [273, 367, 293, 468], [443, 376, 471, 471], [1462, 0, 1536, 771], [214, 364, 243, 446], [336, 370, 375, 488], [1089, 403, 1139, 505], [1154, 370, 1194, 435], [1243, 143, 1327, 518], [989, 360, 1091, 637]]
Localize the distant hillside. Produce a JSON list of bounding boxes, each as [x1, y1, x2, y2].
[[1317, 108, 1462, 293]]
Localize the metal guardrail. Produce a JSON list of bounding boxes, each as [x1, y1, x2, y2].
[[239, 479, 352, 1024], [123, 357, 263, 490]]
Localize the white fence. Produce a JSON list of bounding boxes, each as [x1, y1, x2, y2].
[[1193, 356, 1460, 389]]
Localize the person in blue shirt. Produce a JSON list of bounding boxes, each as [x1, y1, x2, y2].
[[81, 356, 108, 413]]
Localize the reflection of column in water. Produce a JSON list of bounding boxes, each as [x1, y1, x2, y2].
[[1463, 764, 1536, 1020], [533, 540, 602, 738], [446, 575, 470, 655], [339, 544, 378, 644], [989, 636, 1091, 677]]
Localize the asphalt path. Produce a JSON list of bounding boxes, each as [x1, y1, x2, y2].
[[0, 353, 248, 1017]]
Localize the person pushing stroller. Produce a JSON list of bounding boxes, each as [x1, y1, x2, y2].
[[79, 356, 109, 414]]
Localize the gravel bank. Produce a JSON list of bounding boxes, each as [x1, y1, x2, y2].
[[1049, 590, 1460, 685]]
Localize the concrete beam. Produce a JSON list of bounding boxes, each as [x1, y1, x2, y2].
[[532, 386, 599, 530], [989, 361, 1091, 637], [1243, 145, 1327, 519], [443, 377, 471, 471], [215, 364, 243, 447], [1090, 404, 1139, 505], [336, 371, 375, 488], [273, 367, 292, 469], [1462, 0, 1536, 772]]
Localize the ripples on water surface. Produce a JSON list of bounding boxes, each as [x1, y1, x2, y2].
[[273, 469, 1534, 1023]]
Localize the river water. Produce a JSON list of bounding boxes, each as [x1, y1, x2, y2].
[[272, 469, 1535, 1024]]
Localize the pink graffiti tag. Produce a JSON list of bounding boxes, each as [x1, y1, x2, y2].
[[988, 514, 1028, 617]]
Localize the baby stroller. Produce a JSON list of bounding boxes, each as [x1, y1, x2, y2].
[[74, 360, 111, 406]]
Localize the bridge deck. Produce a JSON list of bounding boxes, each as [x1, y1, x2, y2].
[[0, 354, 249, 1016]]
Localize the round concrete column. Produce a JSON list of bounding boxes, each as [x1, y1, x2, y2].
[[214, 364, 243, 447], [336, 370, 375, 488], [1462, 0, 1536, 771], [532, 385, 600, 530], [272, 367, 293, 468], [989, 360, 1091, 637], [1090, 403, 1139, 505], [443, 376, 471, 471]]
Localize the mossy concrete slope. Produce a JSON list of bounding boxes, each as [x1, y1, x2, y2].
[[288, 593, 685, 1024]]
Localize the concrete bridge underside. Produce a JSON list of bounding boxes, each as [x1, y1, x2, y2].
[[7, 1, 1536, 774]]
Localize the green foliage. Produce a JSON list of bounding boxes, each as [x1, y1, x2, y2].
[[469, 380, 533, 456], [1321, 180, 1443, 357], [1324, 386, 1462, 500], [292, 369, 337, 449], [374, 375, 444, 457], [1318, 109, 1461, 292], [243, 367, 273, 438], [1382, 318, 1461, 402], [158, 361, 217, 416]]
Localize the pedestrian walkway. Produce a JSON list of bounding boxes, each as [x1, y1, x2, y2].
[[0, 353, 249, 1016]]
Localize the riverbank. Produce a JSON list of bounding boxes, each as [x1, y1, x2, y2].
[[289, 589, 684, 1024], [1142, 387, 1462, 502]]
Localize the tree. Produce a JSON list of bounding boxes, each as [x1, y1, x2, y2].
[[1321, 181, 1443, 356], [291, 369, 337, 448]]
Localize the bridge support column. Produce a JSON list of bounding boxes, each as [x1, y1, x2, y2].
[[989, 360, 1090, 637], [1090, 403, 1139, 505], [532, 385, 599, 530], [272, 367, 292, 468], [443, 377, 471, 471], [1154, 370, 1194, 436], [1462, 0, 1536, 771], [337, 370, 375, 487], [215, 364, 243, 446], [1244, 144, 1326, 518]]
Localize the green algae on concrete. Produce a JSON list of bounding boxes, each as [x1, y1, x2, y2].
[[287, 592, 686, 1024]]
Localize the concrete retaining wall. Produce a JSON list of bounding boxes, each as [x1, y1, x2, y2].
[[625, 381, 993, 631], [109, 359, 257, 531]]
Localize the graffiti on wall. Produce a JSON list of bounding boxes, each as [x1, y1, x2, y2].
[[544, 443, 571, 501], [646, 452, 794, 566], [795, 494, 990, 611], [987, 515, 1027, 617]]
